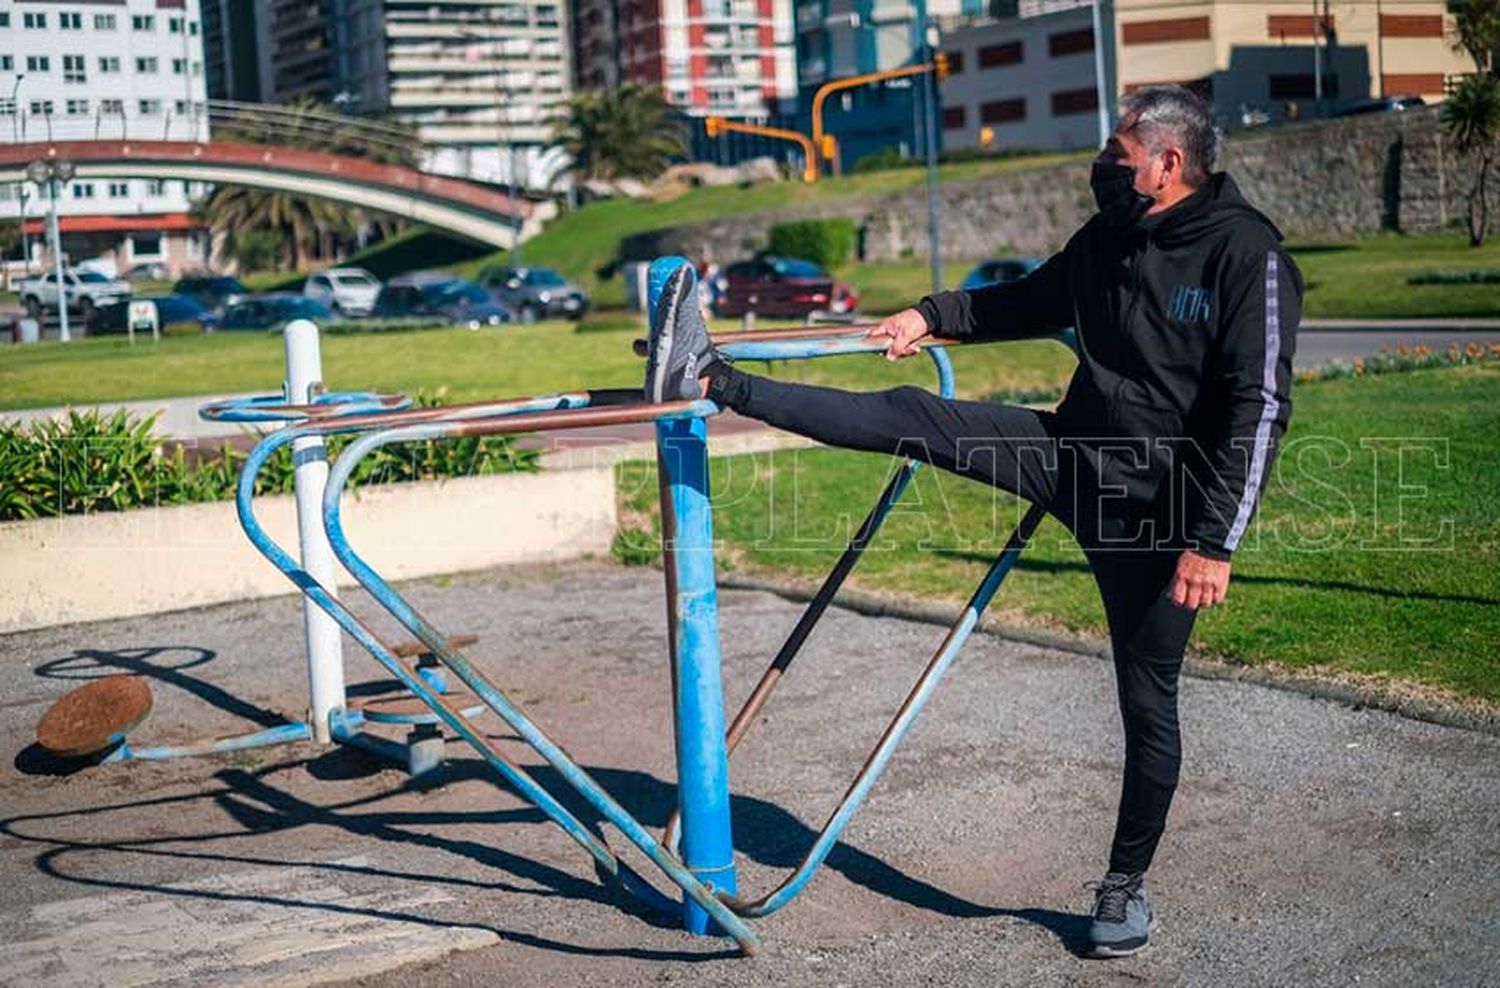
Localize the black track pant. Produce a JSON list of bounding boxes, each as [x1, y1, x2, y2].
[[709, 368, 1197, 876]]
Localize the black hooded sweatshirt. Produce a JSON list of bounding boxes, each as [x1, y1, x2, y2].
[[915, 172, 1302, 559]]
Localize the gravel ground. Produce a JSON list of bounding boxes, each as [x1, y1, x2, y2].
[[1, 561, 1497, 987]]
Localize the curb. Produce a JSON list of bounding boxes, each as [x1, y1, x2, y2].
[[716, 572, 1500, 738]]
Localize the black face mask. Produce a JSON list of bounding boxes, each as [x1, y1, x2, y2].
[[1090, 160, 1154, 230]]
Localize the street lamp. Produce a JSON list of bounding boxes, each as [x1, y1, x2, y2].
[[11, 74, 30, 281], [27, 159, 76, 342]]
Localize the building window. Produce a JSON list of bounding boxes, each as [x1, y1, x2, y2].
[[190, 21, 198, 35], [1269, 74, 1339, 100], [29, 99, 54, 116], [172, 58, 187, 75], [132, 14, 156, 31], [59, 12, 82, 30], [1380, 14, 1443, 38], [95, 13, 118, 30], [139, 99, 163, 115], [0, 98, 13, 115], [1050, 87, 1098, 116], [1049, 28, 1094, 57], [63, 55, 87, 84], [1122, 17, 1211, 45], [99, 57, 121, 73], [23, 12, 47, 30], [175, 100, 191, 114], [982, 97, 1026, 123], [137, 57, 159, 74], [71, 183, 95, 199], [169, 16, 184, 33], [0, 57, 11, 72], [109, 182, 130, 198], [0, 13, 8, 28], [101, 99, 125, 115], [133, 232, 163, 257], [978, 41, 1022, 68], [26, 56, 50, 73], [65, 99, 89, 116], [942, 105, 966, 130], [146, 179, 167, 197]]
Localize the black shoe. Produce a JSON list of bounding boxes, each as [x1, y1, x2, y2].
[[643, 257, 720, 403]]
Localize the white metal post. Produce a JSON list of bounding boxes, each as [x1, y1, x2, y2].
[[283, 319, 345, 742], [47, 177, 70, 343]]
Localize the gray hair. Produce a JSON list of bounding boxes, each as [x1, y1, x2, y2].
[[1117, 86, 1222, 186]]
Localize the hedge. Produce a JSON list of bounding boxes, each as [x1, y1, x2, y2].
[[766, 218, 858, 271]]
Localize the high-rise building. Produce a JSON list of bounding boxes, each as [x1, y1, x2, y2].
[[330, 0, 573, 189], [202, 0, 263, 103], [572, 0, 797, 119], [938, 0, 1477, 154], [789, 0, 964, 171], [1, 0, 211, 275], [259, 0, 338, 104]]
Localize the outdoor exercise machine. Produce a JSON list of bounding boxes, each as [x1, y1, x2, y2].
[[35, 256, 1076, 956]]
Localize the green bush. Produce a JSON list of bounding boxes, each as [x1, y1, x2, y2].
[[1407, 269, 1500, 285], [233, 230, 281, 275], [610, 525, 660, 566], [0, 395, 540, 522], [766, 218, 858, 271], [850, 147, 911, 174]]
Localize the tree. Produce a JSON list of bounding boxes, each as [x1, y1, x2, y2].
[[548, 85, 688, 184], [200, 97, 422, 271], [1450, 0, 1500, 74], [1442, 74, 1500, 245]]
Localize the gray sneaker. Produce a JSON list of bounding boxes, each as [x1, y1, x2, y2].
[[1087, 871, 1156, 958], [644, 257, 718, 403]]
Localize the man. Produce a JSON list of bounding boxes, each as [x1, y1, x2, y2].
[[644, 85, 1301, 957]]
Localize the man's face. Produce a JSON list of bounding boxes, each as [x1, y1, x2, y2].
[[1098, 123, 1170, 201]]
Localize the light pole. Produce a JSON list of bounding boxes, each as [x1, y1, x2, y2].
[[920, 22, 942, 294], [27, 159, 76, 342], [11, 74, 30, 278]]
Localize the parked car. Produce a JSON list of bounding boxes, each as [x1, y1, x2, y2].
[[372, 274, 512, 329], [477, 265, 589, 322], [958, 257, 1045, 291], [121, 262, 173, 282], [86, 294, 219, 334], [709, 256, 858, 319], [303, 267, 382, 316], [174, 275, 250, 314], [219, 294, 334, 331], [19, 269, 133, 320], [1335, 95, 1425, 117]]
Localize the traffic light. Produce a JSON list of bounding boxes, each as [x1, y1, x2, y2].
[[705, 116, 724, 139], [933, 52, 951, 82]]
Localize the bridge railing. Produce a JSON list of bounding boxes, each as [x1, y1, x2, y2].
[[0, 99, 422, 161]]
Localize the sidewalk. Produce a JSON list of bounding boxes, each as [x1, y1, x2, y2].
[[2, 562, 1497, 987]]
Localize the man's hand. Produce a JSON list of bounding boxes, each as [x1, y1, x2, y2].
[[866, 307, 931, 362], [1169, 550, 1231, 610]]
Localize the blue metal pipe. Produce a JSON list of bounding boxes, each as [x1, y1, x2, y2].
[[724, 501, 1048, 917], [232, 422, 695, 938], [102, 719, 316, 763], [314, 402, 759, 952], [656, 413, 738, 934]]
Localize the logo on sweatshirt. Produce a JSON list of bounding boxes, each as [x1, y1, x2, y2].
[[1167, 284, 1213, 325]]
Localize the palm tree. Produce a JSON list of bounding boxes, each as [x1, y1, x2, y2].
[[201, 97, 422, 271], [1442, 75, 1500, 246], [548, 85, 688, 184]]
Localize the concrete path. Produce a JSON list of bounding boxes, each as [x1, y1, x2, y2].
[[1, 563, 1496, 987]]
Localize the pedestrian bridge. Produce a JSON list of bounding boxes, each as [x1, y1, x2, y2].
[[0, 140, 532, 248]]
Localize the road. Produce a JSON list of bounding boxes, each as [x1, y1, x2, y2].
[[1, 563, 1496, 987]]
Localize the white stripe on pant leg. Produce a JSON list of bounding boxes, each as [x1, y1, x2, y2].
[[1224, 252, 1282, 551]]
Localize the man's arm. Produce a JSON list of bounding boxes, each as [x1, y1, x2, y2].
[[915, 250, 1074, 341], [1186, 248, 1301, 561]]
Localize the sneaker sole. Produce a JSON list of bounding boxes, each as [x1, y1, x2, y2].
[[1087, 917, 1158, 959], [648, 265, 693, 404]]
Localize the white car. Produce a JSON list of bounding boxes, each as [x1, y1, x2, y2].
[[303, 267, 381, 316]]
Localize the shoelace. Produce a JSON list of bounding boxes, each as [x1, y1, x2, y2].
[[1086, 875, 1143, 924]]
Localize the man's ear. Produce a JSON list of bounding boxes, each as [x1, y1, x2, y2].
[[1159, 147, 1185, 190]]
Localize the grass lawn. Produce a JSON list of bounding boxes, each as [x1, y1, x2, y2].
[[0, 318, 1077, 411], [619, 363, 1500, 703]]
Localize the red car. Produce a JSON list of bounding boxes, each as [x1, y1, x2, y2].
[[709, 256, 858, 319]]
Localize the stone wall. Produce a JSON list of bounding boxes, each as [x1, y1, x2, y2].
[[618, 107, 1498, 266]]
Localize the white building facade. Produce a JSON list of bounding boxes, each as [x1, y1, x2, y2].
[[1, 0, 211, 275]]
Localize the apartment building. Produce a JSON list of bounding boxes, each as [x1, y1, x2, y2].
[[940, 0, 1475, 153], [1, 0, 211, 274], [573, 0, 797, 119]]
